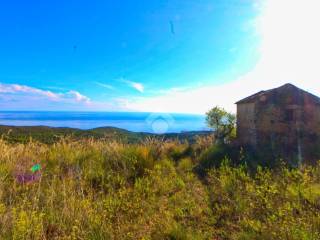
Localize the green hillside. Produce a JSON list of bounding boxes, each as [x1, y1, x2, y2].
[[0, 125, 212, 144]]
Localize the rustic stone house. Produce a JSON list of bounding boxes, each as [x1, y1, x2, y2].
[[236, 83, 320, 164]]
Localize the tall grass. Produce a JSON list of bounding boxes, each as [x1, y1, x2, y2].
[[0, 137, 319, 239]]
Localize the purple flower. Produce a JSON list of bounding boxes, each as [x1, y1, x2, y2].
[[15, 173, 41, 184]]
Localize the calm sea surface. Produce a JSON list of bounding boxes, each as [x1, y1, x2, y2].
[[0, 111, 209, 133]]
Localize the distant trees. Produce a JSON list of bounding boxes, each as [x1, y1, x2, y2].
[[206, 106, 236, 143]]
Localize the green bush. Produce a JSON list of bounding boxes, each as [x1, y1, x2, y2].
[[197, 144, 239, 172]]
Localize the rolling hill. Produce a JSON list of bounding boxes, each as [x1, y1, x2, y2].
[[0, 125, 212, 144]]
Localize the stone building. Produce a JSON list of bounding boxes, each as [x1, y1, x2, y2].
[[236, 83, 320, 164]]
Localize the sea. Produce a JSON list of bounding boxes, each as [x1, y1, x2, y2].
[[0, 111, 210, 133]]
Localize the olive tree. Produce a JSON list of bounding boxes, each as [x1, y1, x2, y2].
[[206, 106, 236, 143]]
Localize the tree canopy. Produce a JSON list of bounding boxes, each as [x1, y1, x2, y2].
[[206, 106, 236, 143]]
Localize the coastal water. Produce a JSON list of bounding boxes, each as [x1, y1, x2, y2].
[[0, 111, 209, 133]]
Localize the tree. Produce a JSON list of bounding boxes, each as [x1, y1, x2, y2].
[[206, 106, 236, 143]]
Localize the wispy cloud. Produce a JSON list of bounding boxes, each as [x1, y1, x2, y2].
[[94, 82, 114, 90], [0, 82, 131, 111], [0, 83, 91, 105], [67, 90, 91, 103], [120, 78, 144, 93], [0, 83, 60, 100]]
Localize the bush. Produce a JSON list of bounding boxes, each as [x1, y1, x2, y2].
[[197, 144, 240, 173]]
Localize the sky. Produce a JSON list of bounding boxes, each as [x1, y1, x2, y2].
[[0, 0, 319, 113]]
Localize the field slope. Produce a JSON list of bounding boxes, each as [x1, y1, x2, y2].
[[0, 135, 320, 239]]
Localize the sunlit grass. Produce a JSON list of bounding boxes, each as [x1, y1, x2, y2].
[[0, 137, 319, 239]]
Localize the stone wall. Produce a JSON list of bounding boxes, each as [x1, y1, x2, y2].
[[237, 103, 256, 146]]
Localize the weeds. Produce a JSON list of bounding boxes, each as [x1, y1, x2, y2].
[[0, 138, 319, 239]]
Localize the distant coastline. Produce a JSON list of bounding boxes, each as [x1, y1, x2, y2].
[[0, 111, 209, 133]]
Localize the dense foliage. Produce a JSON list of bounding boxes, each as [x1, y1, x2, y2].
[[0, 136, 320, 239], [205, 106, 236, 143]]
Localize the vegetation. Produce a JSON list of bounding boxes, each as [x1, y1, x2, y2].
[[205, 106, 236, 143], [0, 125, 211, 144], [0, 134, 320, 239]]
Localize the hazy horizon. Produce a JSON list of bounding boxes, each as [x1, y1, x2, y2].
[[0, 111, 209, 132]]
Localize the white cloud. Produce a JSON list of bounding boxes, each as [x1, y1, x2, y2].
[[95, 82, 114, 90], [123, 82, 251, 114], [131, 82, 144, 93], [120, 79, 144, 93], [0, 83, 60, 100], [67, 90, 91, 103], [0, 83, 91, 105], [123, 0, 320, 114]]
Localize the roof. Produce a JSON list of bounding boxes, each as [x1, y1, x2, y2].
[[235, 83, 320, 105]]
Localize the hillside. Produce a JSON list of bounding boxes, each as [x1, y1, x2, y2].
[[0, 125, 212, 144]]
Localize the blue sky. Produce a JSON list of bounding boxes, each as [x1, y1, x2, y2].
[[1, 0, 319, 113]]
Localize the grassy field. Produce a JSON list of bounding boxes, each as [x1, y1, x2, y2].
[[0, 134, 320, 239]]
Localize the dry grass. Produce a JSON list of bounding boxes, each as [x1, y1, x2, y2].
[[0, 137, 319, 239]]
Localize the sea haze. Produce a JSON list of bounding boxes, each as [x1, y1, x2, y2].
[[0, 111, 209, 133]]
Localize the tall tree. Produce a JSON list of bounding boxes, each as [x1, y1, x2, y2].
[[206, 106, 236, 143]]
